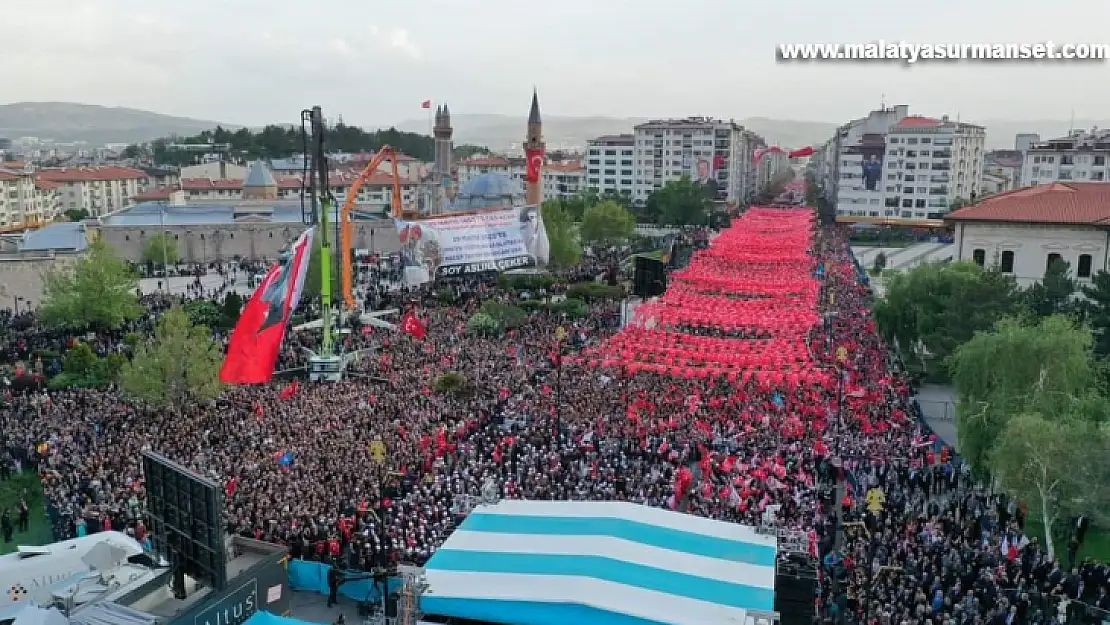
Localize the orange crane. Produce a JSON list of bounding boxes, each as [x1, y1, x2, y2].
[[339, 146, 404, 309]]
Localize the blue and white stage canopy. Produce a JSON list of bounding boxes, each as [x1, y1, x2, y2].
[[421, 500, 778, 625]]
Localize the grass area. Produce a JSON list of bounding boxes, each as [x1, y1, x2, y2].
[[1023, 518, 1110, 564], [0, 470, 54, 553]]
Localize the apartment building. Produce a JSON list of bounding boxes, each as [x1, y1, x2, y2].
[[1021, 128, 1110, 186], [585, 135, 636, 200], [37, 166, 146, 216], [982, 150, 1024, 196], [542, 161, 586, 200], [456, 156, 525, 189], [881, 115, 985, 220], [0, 168, 65, 229], [821, 105, 985, 221], [631, 119, 763, 206], [756, 148, 791, 193]]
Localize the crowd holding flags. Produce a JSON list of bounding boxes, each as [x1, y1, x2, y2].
[[220, 228, 315, 384]]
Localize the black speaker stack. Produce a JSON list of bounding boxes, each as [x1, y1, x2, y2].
[[633, 256, 667, 298], [775, 554, 818, 625]]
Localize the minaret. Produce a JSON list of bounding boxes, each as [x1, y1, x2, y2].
[[433, 104, 453, 183], [524, 89, 545, 206]]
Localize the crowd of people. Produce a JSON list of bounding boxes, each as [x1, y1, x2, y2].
[[2, 209, 1108, 625]]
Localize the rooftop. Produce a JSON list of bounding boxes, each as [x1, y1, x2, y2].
[[243, 161, 278, 188], [462, 156, 512, 168], [589, 134, 635, 145], [101, 201, 388, 227], [946, 183, 1110, 225], [545, 161, 584, 173], [422, 499, 776, 625], [38, 166, 147, 182], [20, 221, 88, 252]]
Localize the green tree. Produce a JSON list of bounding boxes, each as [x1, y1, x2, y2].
[[645, 177, 714, 226], [871, 252, 887, 276], [874, 261, 1019, 380], [63, 208, 90, 222], [220, 292, 244, 330], [579, 200, 636, 247], [540, 200, 582, 268], [950, 315, 1102, 479], [63, 343, 99, 378], [142, 233, 179, 266], [990, 412, 1110, 560], [119, 307, 224, 409], [1082, 271, 1110, 358], [39, 239, 143, 330], [183, 299, 220, 328], [1024, 258, 1077, 318]]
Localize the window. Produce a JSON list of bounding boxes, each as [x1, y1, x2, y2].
[[972, 249, 986, 266], [1001, 251, 1015, 273], [1046, 252, 1062, 273], [1078, 254, 1093, 278]]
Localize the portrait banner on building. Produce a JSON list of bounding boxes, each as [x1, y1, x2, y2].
[[395, 205, 550, 284]]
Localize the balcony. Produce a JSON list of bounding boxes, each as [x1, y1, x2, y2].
[[928, 187, 948, 195]]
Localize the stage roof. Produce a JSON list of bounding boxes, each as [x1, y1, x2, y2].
[[421, 500, 777, 625]]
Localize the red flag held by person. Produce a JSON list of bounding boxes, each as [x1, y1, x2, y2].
[[399, 311, 427, 340], [278, 380, 299, 400], [221, 228, 315, 384]]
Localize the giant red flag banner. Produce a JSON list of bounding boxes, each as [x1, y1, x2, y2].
[[525, 147, 544, 183], [220, 227, 315, 384]]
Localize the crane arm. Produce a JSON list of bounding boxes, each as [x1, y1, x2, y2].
[[340, 146, 403, 309]]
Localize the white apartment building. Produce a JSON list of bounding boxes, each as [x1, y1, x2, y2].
[[1021, 128, 1110, 186], [585, 135, 636, 199], [756, 148, 791, 193], [456, 156, 527, 190], [881, 115, 985, 219], [37, 166, 146, 216], [823, 105, 985, 221], [0, 168, 64, 229], [630, 119, 762, 206], [542, 161, 586, 200]]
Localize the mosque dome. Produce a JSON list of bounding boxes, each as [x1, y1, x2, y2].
[[453, 172, 525, 210]]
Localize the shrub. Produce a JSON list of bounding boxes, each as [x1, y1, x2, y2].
[[567, 283, 625, 302], [498, 274, 557, 291], [480, 301, 528, 329], [434, 371, 468, 395], [436, 288, 457, 304], [518, 300, 546, 311], [549, 298, 590, 319], [467, 313, 501, 337]]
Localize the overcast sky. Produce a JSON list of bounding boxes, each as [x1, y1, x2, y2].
[[4, 0, 1108, 127]]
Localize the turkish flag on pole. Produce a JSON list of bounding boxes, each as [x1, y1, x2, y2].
[[789, 145, 815, 158], [525, 147, 544, 183], [399, 311, 427, 340], [421, 99, 432, 109]]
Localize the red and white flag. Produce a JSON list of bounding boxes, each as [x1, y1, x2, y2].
[[421, 99, 432, 109], [400, 311, 427, 340]]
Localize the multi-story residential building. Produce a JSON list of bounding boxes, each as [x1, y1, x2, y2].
[[1021, 128, 1110, 186], [756, 147, 791, 193], [36, 166, 147, 216], [585, 135, 636, 200], [541, 161, 586, 200], [457, 156, 513, 188], [881, 115, 985, 219], [982, 150, 1024, 196], [628, 119, 762, 206], [0, 167, 64, 229], [821, 105, 985, 221]]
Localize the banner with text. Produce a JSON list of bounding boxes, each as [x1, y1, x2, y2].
[[396, 205, 550, 284]]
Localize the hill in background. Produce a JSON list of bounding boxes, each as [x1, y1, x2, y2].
[[0, 102, 234, 145]]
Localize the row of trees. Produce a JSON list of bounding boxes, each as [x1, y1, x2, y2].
[[875, 258, 1110, 558], [542, 177, 717, 229], [130, 124, 488, 166], [35, 240, 226, 409], [875, 258, 1110, 381]]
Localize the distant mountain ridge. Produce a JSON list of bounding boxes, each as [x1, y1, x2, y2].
[[0, 102, 233, 145], [3, 102, 1107, 153]]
